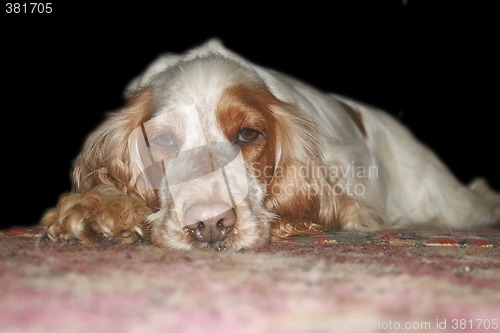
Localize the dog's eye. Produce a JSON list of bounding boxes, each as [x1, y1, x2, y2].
[[151, 133, 178, 151], [237, 128, 261, 143]]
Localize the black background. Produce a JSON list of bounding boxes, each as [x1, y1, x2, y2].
[[1, 1, 499, 229]]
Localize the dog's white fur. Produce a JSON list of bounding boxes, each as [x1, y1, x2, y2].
[[41, 39, 500, 250]]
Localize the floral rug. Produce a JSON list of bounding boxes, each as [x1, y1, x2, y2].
[[1, 226, 500, 333]]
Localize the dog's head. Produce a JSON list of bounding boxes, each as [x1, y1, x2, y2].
[[72, 40, 336, 250]]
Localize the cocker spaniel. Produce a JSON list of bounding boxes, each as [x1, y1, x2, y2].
[[41, 39, 500, 250]]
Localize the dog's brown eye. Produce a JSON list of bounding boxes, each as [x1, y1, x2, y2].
[[237, 128, 260, 143], [151, 133, 178, 151]]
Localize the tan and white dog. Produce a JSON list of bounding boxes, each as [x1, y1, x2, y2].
[[41, 39, 500, 250]]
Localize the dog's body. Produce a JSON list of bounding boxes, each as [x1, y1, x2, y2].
[[42, 39, 500, 250]]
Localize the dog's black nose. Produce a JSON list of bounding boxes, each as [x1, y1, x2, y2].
[[184, 204, 236, 244]]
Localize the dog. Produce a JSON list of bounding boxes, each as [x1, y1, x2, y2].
[[41, 39, 500, 250]]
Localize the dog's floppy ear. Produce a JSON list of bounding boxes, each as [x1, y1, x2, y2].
[[266, 101, 389, 235], [71, 88, 159, 209], [263, 102, 344, 237]]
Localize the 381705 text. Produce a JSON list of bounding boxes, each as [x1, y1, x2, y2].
[[5, 3, 52, 14]]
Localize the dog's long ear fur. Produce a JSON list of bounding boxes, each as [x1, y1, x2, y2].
[[265, 103, 348, 237], [266, 101, 388, 237], [71, 88, 159, 210]]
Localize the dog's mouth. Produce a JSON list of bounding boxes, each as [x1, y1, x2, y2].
[[206, 239, 232, 251], [183, 218, 235, 251]]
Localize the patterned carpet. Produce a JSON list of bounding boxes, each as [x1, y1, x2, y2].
[[295, 229, 500, 248], [3, 225, 500, 248], [1, 226, 500, 333]]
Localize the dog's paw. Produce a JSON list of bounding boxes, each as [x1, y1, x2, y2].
[[41, 186, 151, 244]]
